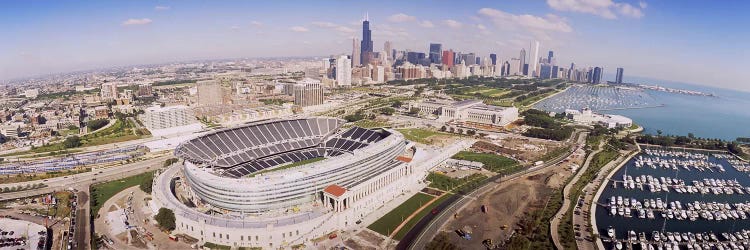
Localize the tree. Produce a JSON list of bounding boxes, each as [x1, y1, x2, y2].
[[657, 129, 663, 135], [380, 107, 395, 116], [154, 208, 176, 231], [163, 158, 179, 167], [87, 119, 109, 131], [467, 130, 476, 136], [140, 174, 154, 194], [392, 100, 403, 108], [440, 126, 447, 132], [408, 107, 420, 116], [63, 136, 81, 148]]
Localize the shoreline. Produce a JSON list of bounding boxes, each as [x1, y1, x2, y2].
[[590, 143, 641, 250]]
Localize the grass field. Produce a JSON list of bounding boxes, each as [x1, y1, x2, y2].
[[90, 171, 154, 216], [248, 157, 325, 177], [427, 172, 487, 192], [347, 119, 391, 129], [367, 193, 434, 236], [393, 194, 451, 240], [396, 128, 450, 144], [451, 151, 521, 174]]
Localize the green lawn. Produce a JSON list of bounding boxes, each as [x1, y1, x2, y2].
[[248, 157, 325, 177], [90, 171, 154, 216], [426, 172, 487, 192], [202, 242, 231, 250], [396, 128, 450, 144], [451, 151, 521, 174], [347, 119, 391, 129], [367, 193, 434, 236], [393, 194, 451, 240]]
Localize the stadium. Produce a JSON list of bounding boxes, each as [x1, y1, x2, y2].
[[152, 117, 428, 248]]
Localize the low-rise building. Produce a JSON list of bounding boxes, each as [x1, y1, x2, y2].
[[565, 108, 632, 128], [139, 105, 202, 136], [410, 99, 519, 126]]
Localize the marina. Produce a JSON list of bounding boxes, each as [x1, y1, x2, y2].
[[534, 85, 659, 113], [595, 146, 750, 250]]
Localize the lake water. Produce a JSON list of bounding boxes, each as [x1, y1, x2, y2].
[[538, 78, 750, 141]]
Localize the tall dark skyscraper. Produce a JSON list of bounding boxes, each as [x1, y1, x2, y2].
[[615, 67, 624, 84], [428, 43, 442, 64], [593, 67, 603, 84], [548, 51, 554, 65], [360, 13, 374, 65], [489, 53, 497, 65]]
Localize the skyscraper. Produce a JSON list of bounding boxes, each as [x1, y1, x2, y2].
[[383, 41, 392, 63], [463, 53, 476, 66], [593, 67, 603, 84], [548, 51, 554, 65], [442, 50, 454, 68], [530, 41, 540, 77], [335, 55, 352, 87], [429, 43, 442, 64], [615, 67, 624, 84], [489, 53, 497, 65], [360, 13, 374, 65], [519, 49, 527, 75], [352, 38, 361, 67], [293, 78, 324, 107], [406, 52, 426, 65]]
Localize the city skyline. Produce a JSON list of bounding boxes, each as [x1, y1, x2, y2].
[[2, 1, 749, 92]]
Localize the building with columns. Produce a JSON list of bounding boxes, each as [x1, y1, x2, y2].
[[409, 99, 519, 126]]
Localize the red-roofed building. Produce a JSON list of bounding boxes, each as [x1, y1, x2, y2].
[[323, 184, 349, 212], [396, 156, 412, 163], [323, 184, 347, 197]]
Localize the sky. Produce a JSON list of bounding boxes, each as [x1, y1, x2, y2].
[[1, 0, 749, 91]]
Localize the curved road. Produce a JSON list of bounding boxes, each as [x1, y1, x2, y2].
[[550, 138, 601, 250]]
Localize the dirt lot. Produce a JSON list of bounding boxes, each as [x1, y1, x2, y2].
[[439, 156, 580, 249], [477, 135, 566, 164]]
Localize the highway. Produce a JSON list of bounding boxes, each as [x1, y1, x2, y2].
[[401, 131, 586, 250], [0, 155, 171, 201]]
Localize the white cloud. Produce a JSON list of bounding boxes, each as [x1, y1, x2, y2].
[[546, 0, 646, 19], [122, 18, 152, 26], [154, 6, 170, 11], [250, 21, 263, 27], [419, 20, 434, 28], [290, 26, 309, 32], [477, 24, 487, 30], [443, 19, 463, 28], [311, 21, 338, 28], [616, 3, 644, 19], [478, 8, 572, 33], [311, 21, 356, 35], [230, 25, 240, 31], [335, 26, 355, 33], [387, 13, 417, 23]]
